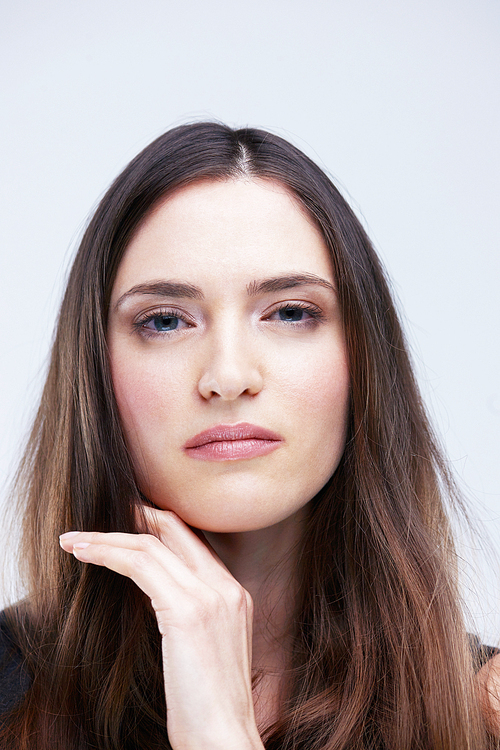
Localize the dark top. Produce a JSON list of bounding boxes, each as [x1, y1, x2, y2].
[[0, 611, 31, 715], [0, 610, 498, 715]]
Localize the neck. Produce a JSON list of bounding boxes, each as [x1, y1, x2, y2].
[[204, 508, 305, 666], [204, 509, 306, 731]]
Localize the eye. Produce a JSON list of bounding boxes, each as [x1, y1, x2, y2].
[[134, 308, 192, 337], [147, 314, 181, 332], [278, 307, 309, 322], [266, 303, 325, 325]]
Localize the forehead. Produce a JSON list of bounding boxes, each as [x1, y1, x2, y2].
[[112, 178, 334, 294]]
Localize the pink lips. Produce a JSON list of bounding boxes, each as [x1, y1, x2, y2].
[[184, 422, 283, 461]]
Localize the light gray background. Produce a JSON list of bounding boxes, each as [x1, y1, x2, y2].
[[1, 0, 499, 640]]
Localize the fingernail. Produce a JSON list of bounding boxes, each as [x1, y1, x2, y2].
[[73, 542, 90, 550], [60, 531, 80, 539]]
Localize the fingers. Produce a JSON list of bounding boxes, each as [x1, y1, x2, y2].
[[141, 510, 253, 635], [59, 528, 253, 632], [60, 531, 196, 608], [58, 518, 258, 748], [60, 529, 202, 587], [137, 505, 232, 577], [134, 511, 254, 653]]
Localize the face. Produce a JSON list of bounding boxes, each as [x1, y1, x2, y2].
[[107, 179, 350, 533]]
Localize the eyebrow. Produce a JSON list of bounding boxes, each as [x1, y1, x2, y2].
[[114, 273, 336, 310], [246, 273, 335, 296], [115, 281, 204, 310]]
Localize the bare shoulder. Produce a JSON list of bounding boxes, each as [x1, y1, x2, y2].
[[477, 652, 500, 733]]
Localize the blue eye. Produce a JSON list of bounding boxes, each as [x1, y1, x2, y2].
[[272, 304, 324, 323], [152, 314, 179, 331], [278, 307, 307, 322], [135, 309, 190, 336]]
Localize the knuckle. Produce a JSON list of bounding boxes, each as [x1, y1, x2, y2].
[[226, 581, 248, 608], [88, 545, 107, 566], [161, 509, 178, 523], [156, 510, 178, 533], [136, 534, 159, 553], [204, 588, 224, 613], [158, 510, 184, 537], [130, 549, 153, 570]]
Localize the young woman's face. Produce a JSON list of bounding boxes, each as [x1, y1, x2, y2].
[[107, 179, 350, 532]]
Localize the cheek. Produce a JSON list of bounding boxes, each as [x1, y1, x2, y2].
[[113, 368, 158, 429], [276, 345, 350, 473], [110, 335, 350, 511], [275, 344, 350, 424], [109, 353, 187, 450]]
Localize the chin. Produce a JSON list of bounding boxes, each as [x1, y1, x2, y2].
[[149, 490, 307, 534]]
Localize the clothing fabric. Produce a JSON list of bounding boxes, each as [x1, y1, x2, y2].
[[0, 609, 498, 715], [0, 611, 31, 715], [469, 633, 499, 674]]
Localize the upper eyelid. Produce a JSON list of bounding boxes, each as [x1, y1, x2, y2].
[[135, 305, 192, 321], [265, 300, 321, 309], [134, 298, 323, 312], [263, 300, 324, 315]]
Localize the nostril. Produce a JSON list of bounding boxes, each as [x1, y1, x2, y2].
[[197, 370, 263, 401]]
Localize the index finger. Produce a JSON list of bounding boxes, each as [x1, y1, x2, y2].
[[135, 504, 232, 576]]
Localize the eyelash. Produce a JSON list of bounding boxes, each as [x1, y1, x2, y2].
[[133, 308, 193, 339], [266, 302, 326, 324], [134, 302, 325, 338]]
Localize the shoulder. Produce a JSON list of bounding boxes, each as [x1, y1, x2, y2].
[[0, 609, 31, 714]]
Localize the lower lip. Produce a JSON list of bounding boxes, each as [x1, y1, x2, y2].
[[185, 438, 282, 461]]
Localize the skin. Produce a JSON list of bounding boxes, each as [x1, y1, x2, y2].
[[477, 657, 500, 734], [105, 178, 349, 534], [60, 178, 351, 749]]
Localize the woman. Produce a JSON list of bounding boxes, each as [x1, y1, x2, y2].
[[0, 122, 498, 749]]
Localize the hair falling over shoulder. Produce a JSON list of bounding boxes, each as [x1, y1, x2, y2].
[[0, 122, 495, 749]]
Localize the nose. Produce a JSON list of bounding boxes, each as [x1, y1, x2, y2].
[[197, 329, 264, 401]]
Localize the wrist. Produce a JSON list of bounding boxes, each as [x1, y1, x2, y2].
[[168, 717, 265, 750], [170, 726, 265, 750]]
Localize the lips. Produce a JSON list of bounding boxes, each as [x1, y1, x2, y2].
[[184, 422, 283, 461]]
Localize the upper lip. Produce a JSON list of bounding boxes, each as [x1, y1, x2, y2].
[[184, 422, 283, 449]]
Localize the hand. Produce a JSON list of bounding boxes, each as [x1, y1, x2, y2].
[[59, 508, 265, 750]]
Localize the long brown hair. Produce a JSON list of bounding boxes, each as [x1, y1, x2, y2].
[[1, 122, 493, 748]]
